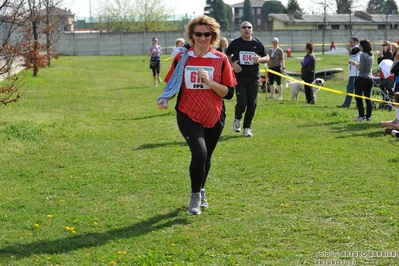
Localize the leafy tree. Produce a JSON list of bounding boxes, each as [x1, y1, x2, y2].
[[385, 0, 398, 14], [367, 0, 398, 14], [336, 0, 355, 13], [204, 0, 231, 30], [224, 3, 233, 30], [261, 0, 286, 22], [286, 0, 302, 13], [241, 0, 254, 25]]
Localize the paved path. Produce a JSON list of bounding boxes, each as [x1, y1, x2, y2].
[[0, 56, 25, 82]]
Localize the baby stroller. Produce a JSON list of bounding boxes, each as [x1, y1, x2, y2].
[[372, 59, 394, 111], [259, 70, 269, 93]]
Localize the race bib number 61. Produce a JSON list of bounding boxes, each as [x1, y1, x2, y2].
[[184, 66, 214, 89]]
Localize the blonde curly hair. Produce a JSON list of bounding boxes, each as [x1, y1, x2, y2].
[[185, 15, 220, 47]]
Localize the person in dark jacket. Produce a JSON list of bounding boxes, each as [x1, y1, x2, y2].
[[377, 41, 393, 64], [301, 42, 316, 104]]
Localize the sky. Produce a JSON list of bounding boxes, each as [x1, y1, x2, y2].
[[67, 0, 377, 19]]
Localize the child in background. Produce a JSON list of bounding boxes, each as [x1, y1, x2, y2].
[[381, 92, 399, 138], [171, 38, 185, 58]]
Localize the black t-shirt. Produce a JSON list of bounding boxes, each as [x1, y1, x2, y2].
[[225, 37, 266, 80]]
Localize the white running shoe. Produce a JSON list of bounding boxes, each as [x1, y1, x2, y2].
[[157, 77, 162, 83], [187, 192, 201, 215], [233, 118, 241, 132], [200, 189, 208, 208], [243, 128, 253, 137]]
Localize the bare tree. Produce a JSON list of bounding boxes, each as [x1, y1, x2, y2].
[[40, 0, 64, 66], [21, 0, 49, 76], [0, 0, 26, 106], [134, 0, 173, 32], [97, 0, 174, 32], [97, 0, 137, 32]]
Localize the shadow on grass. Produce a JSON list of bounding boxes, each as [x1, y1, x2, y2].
[[298, 120, 384, 137], [134, 134, 242, 150], [114, 86, 150, 90], [0, 209, 187, 259], [134, 141, 187, 150], [112, 112, 174, 121]]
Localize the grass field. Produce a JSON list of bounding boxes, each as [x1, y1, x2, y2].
[[0, 52, 398, 266]]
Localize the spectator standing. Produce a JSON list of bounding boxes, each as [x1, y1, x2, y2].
[[391, 42, 398, 59], [337, 37, 361, 108], [329, 41, 336, 51], [377, 41, 393, 64], [350, 39, 374, 122], [390, 50, 399, 93], [216, 37, 229, 53], [147, 37, 163, 87], [225, 21, 269, 137], [301, 42, 316, 104], [266, 37, 285, 100], [171, 38, 185, 58]]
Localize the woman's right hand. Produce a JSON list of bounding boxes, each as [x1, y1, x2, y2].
[[157, 98, 169, 109]]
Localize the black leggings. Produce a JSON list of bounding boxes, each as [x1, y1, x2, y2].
[[177, 111, 224, 193], [355, 76, 373, 118], [151, 63, 160, 76]]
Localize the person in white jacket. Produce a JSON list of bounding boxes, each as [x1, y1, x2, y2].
[[171, 38, 185, 58], [337, 37, 361, 108]]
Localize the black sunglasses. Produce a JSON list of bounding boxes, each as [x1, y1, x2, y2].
[[241, 26, 252, 29], [194, 32, 212, 37]]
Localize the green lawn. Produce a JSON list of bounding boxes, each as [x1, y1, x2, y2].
[[0, 53, 398, 265]]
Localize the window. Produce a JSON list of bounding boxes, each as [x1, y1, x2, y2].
[[331, 25, 339, 29], [344, 24, 352, 29], [257, 19, 261, 26], [257, 8, 261, 15], [318, 25, 325, 30], [390, 24, 398, 29], [377, 24, 385, 29]]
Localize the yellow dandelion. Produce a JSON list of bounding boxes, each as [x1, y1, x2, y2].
[[123, 251, 127, 255], [171, 243, 176, 247], [71, 230, 77, 234], [28, 232, 33, 236], [60, 200, 65, 203], [171, 169, 177, 173], [117, 251, 122, 255], [280, 203, 290, 208], [93, 222, 98, 226], [34, 223, 40, 228], [109, 262, 116, 265], [47, 214, 53, 218]]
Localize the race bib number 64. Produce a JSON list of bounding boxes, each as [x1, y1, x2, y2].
[[239, 51, 255, 65]]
